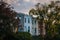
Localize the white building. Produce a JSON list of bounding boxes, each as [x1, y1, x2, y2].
[[32, 18, 39, 36], [24, 14, 39, 36], [24, 15, 32, 35]]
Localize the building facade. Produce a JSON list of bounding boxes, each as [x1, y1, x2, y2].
[[24, 15, 32, 34], [24, 14, 39, 36], [17, 13, 24, 32], [17, 13, 40, 36], [32, 18, 40, 36]]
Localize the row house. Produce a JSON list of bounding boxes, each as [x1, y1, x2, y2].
[[17, 13, 24, 32], [32, 17, 40, 36], [17, 13, 40, 36], [24, 15, 32, 35]]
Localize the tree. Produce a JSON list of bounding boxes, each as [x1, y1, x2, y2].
[[29, 3, 46, 38], [15, 32, 32, 40], [45, 1, 60, 40], [29, 0, 60, 40], [0, 1, 19, 40]]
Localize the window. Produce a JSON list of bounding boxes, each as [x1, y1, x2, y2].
[[35, 20, 36, 23], [25, 18, 26, 23], [32, 20, 33, 24], [35, 28, 36, 33], [28, 26, 30, 32], [28, 18, 30, 23]]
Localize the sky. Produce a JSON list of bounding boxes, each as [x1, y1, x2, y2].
[[3, 0, 58, 14]]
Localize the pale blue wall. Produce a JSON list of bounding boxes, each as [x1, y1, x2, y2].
[[24, 15, 32, 34]]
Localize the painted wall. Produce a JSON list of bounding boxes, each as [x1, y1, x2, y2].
[[32, 18, 40, 36], [17, 13, 24, 32], [17, 13, 40, 36], [24, 15, 39, 36], [24, 15, 32, 34]]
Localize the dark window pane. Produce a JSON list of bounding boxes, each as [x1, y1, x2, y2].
[[28, 26, 30, 32], [25, 18, 26, 23], [28, 18, 30, 23]]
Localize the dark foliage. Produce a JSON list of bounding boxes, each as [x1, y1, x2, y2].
[[0, 1, 19, 40]]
